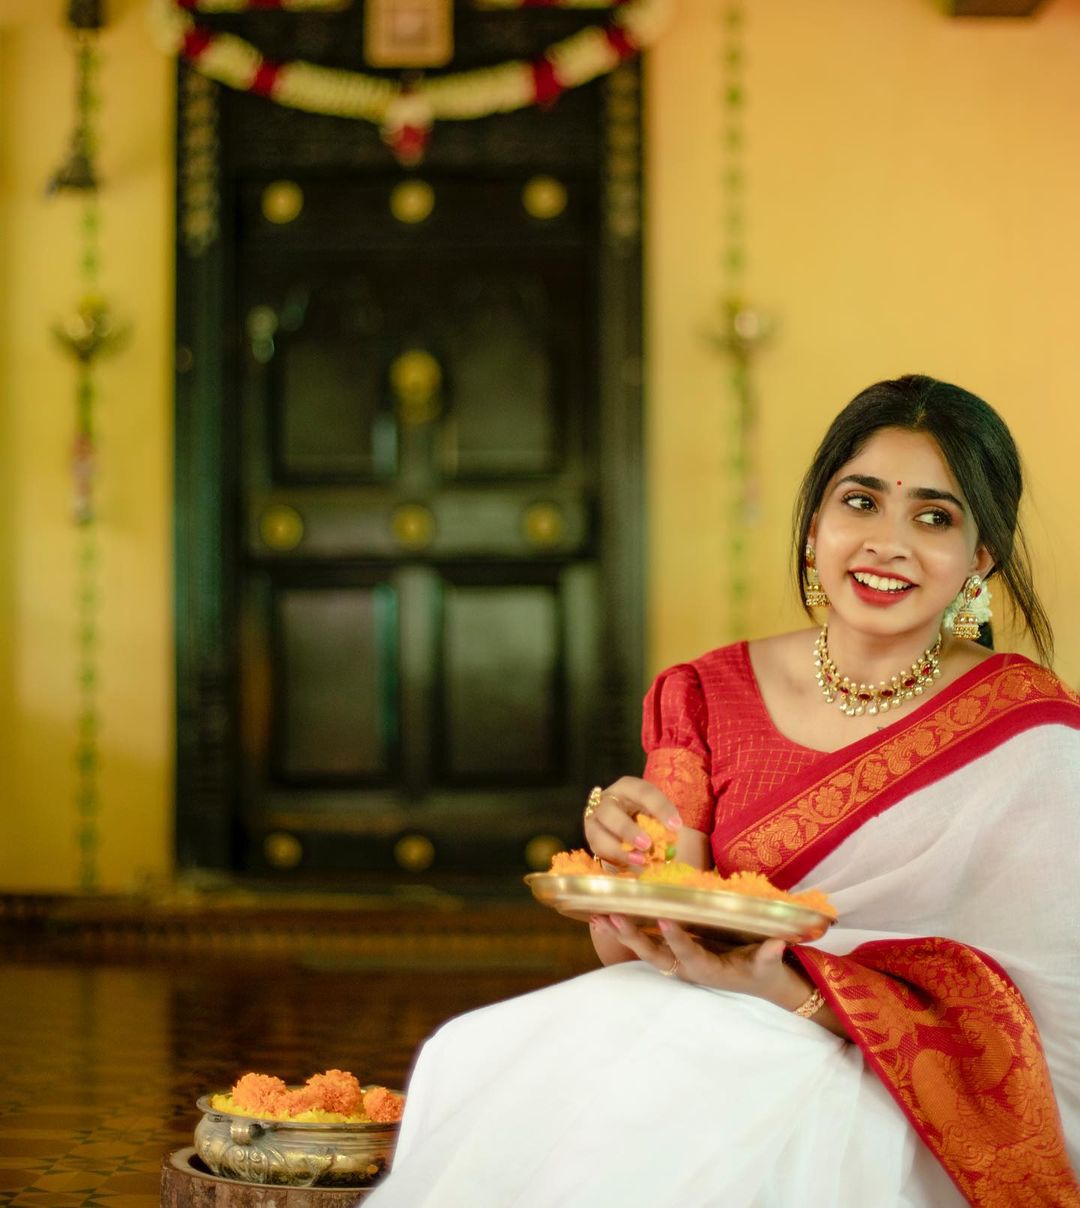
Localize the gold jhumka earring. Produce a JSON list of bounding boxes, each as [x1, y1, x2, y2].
[[951, 574, 987, 640], [803, 543, 829, 608]]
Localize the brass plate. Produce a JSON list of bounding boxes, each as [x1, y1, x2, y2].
[[524, 873, 834, 944]]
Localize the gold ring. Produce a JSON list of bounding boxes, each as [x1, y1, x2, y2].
[[661, 954, 679, 978], [583, 785, 603, 822]]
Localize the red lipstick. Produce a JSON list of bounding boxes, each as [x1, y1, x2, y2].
[[847, 571, 915, 608]]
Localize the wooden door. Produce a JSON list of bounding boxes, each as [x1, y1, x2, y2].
[[174, 9, 644, 887]]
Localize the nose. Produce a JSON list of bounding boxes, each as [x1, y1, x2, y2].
[[861, 510, 910, 560]]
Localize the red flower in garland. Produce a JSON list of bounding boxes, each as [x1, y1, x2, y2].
[[381, 88, 434, 167]]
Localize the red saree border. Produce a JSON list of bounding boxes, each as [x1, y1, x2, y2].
[[793, 939, 1080, 1207], [726, 657, 1080, 889]]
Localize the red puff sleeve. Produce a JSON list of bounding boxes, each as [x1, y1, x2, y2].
[[641, 663, 715, 834]]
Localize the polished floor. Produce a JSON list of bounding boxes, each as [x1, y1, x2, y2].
[[0, 896, 595, 1206]]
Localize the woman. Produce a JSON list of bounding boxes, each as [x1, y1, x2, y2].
[[367, 376, 1080, 1207]]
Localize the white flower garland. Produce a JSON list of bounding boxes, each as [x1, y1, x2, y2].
[[177, 0, 627, 7], [148, 0, 670, 128], [174, 1, 348, 10]]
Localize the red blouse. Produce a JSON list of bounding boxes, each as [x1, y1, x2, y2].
[[641, 641, 826, 873]]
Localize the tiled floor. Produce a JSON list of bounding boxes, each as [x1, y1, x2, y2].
[[0, 904, 594, 1205]]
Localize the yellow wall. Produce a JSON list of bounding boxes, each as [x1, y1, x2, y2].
[[3, 0, 1080, 891], [0, 2, 173, 892], [647, 0, 1080, 686]]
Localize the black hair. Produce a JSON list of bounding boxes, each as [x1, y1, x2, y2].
[[792, 374, 1053, 666]]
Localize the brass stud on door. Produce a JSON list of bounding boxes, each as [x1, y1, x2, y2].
[[391, 503, 435, 550], [522, 502, 564, 548], [259, 504, 305, 552], [261, 180, 304, 225], [264, 831, 303, 869], [394, 834, 435, 872], [390, 181, 435, 225], [522, 175, 567, 221], [391, 349, 442, 426]]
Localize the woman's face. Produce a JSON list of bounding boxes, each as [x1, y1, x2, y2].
[[810, 427, 993, 644]]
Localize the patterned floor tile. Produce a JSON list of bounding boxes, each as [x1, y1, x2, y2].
[[0, 1175, 34, 1192], [0, 910, 593, 1198]]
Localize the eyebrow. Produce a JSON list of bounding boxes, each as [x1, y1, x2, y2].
[[837, 474, 967, 513]]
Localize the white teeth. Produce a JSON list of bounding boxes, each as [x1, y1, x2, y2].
[[852, 572, 911, 593]]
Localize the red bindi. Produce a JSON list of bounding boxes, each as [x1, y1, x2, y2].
[[896, 480, 902, 486]]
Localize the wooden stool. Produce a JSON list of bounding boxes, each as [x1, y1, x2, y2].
[[162, 1148, 376, 1205]]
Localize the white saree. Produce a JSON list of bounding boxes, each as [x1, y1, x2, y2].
[[366, 712, 1080, 1206]]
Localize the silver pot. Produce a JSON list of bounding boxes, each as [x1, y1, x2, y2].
[[194, 1091, 401, 1187]]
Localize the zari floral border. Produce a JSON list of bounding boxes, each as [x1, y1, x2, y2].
[[727, 661, 1080, 887], [642, 745, 712, 832], [794, 939, 1080, 1207]]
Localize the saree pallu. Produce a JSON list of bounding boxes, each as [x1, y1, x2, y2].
[[366, 660, 1080, 1207]]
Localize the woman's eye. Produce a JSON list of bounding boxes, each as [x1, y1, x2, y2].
[[841, 492, 874, 511], [915, 509, 952, 528]]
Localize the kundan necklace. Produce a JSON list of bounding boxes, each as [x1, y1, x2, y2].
[[814, 625, 942, 717]]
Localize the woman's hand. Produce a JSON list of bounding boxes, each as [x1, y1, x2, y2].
[[591, 916, 847, 1036], [584, 777, 684, 871], [597, 915, 798, 1002]]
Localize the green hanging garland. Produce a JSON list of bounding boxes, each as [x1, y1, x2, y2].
[[713, 2, 771, 641], [75, 35, 102, 893], [51, 23, 126, 891]]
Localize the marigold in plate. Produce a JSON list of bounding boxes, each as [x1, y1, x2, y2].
[[549, 848, 605, 876], [545, 826, 836, 919], [638, 863, 837, 918], [620, 812, 677, 864]]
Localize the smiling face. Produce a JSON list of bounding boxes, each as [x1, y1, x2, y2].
[[810, 427, 993, 645]]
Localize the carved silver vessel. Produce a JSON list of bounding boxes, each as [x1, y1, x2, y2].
[[194, 1092, 400, 1187]]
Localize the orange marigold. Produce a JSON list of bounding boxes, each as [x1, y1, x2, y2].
[[639, 863, 837, 918], [620, 813, 678, 865], [221, 1070, 404, 1123], [304, 1069, 363, 1115], [549, 849, 604, 876], [231, 1072, 290, 1115], [363, 1086, 405, 1123]]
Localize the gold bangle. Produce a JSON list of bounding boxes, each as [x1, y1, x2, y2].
[[583, 785, 603, 822], [793, 986, 826, 1019]]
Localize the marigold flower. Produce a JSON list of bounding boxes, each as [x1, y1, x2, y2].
[[639, 863, 837, 918], [231, 1072, 290, 1115], [305, 1069, 363, 1115], [219, 1069, 402, 1123], [621, 813, 677, 864], [544, 833, 837, 919], [363, 1086, 405, 1123], [549, 849, 604, 876]]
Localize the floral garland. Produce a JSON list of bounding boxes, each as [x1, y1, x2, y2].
[[175, 1, 348, 10], [174, 1, 630, 11], [150, 0, 671, 162]]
